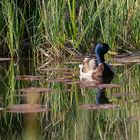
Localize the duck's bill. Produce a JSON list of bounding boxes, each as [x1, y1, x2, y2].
[[108, 50, 117, 55]]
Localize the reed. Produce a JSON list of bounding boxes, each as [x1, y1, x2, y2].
[[0, 0, 139, 59], [1, 0, 27, 58]]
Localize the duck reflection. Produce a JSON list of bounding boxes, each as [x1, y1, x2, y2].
[[96, 75, 114, 104]]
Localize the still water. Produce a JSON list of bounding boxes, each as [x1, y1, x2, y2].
[[0, 56, 140, 140]]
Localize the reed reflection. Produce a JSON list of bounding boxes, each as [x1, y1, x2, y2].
[[23, 90, 40, 140]]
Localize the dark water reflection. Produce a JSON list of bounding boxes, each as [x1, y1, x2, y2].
[[96, 75, 114, 104], [0, 58, 140, 139]]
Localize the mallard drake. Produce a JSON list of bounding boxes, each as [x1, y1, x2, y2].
[[92, 43, 114, 81], [79, 43, 114, 81]]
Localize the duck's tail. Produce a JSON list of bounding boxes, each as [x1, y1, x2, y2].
[[79, 64, 94, 77]]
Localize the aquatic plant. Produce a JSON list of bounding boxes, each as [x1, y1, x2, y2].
[[0, 0, 139, 60], [0, 55, 140, 139]]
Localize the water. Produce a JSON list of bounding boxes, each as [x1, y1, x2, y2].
[[0, 56, 140, 140]]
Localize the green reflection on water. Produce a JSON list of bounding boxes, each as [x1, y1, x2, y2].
[[0, 60, 140, 140]]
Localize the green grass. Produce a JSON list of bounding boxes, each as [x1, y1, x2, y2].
[[0, 0, 139, 59]]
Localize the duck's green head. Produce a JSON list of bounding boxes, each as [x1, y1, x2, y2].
[[94, 43, 110, 64]]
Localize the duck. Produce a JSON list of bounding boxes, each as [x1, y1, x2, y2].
[[79, 43, 114, 81], [92, 43, 114, 79]]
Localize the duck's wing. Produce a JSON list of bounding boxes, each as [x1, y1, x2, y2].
[[80, 70, 95, 77], [89, 59, 97, 70], [79, 63, 96, 77], [79, 74, 96, 81], [92, 64, 104, 81]]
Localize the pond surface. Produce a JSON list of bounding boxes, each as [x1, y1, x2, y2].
[[0, 55, 140, 140]]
